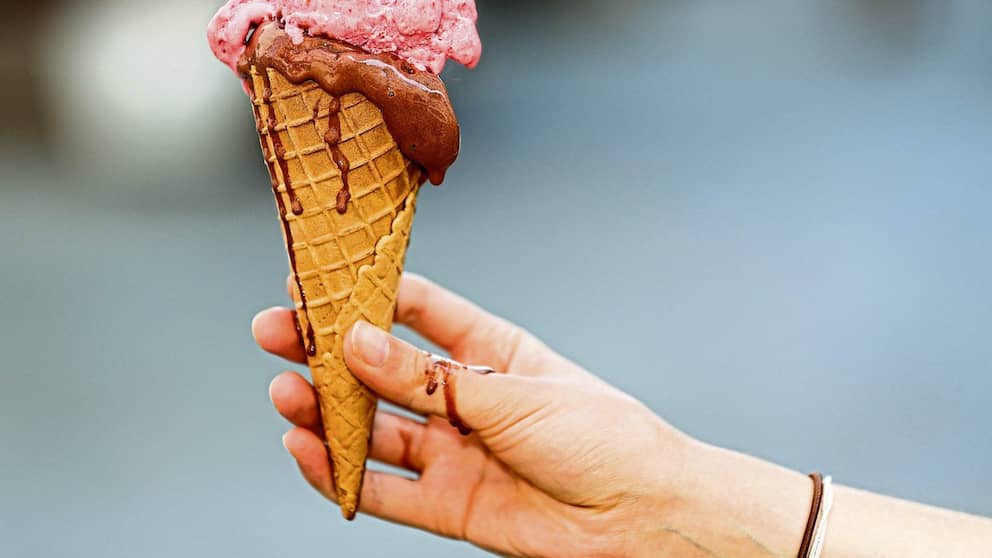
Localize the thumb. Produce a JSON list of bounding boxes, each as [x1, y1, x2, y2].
[[343, 321, 547, 436]]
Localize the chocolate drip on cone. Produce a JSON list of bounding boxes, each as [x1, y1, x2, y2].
[[261, 73, 305, 216], [239, 22, 460, 187], [314, 99, 353, 214], [254, 70, 317, 358]]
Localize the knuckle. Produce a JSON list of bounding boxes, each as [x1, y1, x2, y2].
[[397, 275, 431, 323], [402, 350, 430, 409]]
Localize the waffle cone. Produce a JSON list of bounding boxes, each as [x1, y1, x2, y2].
[[247, 65, 421, 520]]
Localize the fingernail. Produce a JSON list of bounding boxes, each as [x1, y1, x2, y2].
[[281, 432, 290, 451], [352, 321, 389, 367], [268, 377, 279, 404]]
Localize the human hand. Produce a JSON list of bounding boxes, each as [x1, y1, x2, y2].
[[254, 274, 992, 558], [252, 273, 702, 556]]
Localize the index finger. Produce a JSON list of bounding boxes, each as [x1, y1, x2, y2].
[[396, 273, 502, 355]]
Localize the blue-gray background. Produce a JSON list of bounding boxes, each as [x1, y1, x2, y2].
[[1, 1, 989, 556]]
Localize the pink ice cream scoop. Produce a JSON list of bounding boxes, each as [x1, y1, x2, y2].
[[208, 0, 482, 75]]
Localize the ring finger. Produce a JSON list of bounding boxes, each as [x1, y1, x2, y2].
[[271, 372, 430, 472]]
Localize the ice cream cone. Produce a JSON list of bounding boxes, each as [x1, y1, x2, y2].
[[246, 65, 422, 520]]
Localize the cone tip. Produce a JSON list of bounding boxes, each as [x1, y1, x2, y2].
[[340, 499, 359, 521]]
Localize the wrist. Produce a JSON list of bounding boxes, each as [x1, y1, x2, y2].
[[633, 439, 811, 557]]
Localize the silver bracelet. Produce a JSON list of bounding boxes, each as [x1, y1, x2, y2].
[[807, 476, 835, 558]]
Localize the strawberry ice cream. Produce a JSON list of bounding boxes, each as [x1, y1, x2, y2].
[[208, 0, 482, 75]]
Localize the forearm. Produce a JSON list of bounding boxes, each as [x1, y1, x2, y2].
[[824, 485, 992, 558], [637, 440, 992, 558], [636, 441, 811, 557]]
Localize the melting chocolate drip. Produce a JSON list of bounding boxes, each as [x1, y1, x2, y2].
[[425, 356, 477, 436], [293, 315, 306, 346], [314, 99, 353, 214], [239, 23, 461, 186], [257, 70, 317, 358], [425, 363, 441, 396], [444, 371, 472, 437], [260, 75, 305, 216]]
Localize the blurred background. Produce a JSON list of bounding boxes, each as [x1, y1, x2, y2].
[[2, 0, 990, 556]]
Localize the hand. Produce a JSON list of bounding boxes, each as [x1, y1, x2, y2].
[[252, 273, 697, 557], [254, 275, 992, 557]]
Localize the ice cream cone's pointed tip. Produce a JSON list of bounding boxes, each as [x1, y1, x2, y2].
[[334, 474, 359, 519], [341, 501, 359, 521]]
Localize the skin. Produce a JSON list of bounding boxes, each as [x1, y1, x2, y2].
[[252, 273, 992, 557]]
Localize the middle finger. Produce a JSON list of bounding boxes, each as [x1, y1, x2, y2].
[[271, 371, 431, 472], [253, 307, 308, 364]]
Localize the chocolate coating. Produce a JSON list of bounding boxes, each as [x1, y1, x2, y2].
[[239, 22, 461, 185]]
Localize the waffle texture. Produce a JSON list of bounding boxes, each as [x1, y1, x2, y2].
[[248, 65, 421, 519]]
